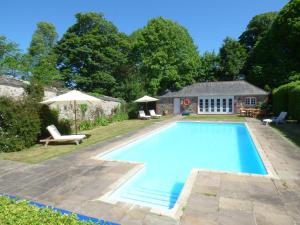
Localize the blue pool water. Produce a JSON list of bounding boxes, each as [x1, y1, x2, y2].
[[101, 122, 267, 210]]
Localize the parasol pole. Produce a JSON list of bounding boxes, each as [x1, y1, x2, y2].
[[74, 100, 77, 134]]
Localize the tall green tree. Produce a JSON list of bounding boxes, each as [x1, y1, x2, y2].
[[197, 51, 220, 82], [28, 22, 61, 85], [130, 17, 201, 95], [239, 12, 277, 52], [246, 0, 300, 88], [28, 22, 58, 65], [55, 12, 130, 96], [219, 37, 248, 80]]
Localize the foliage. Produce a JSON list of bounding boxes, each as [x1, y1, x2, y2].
[[55, 12, 130, 96], [288, 85, 300, 121], [79, 104, 128, 131], [39, 105, 71, 138], [0, 97, 41, 152], [246, 0, 300, 88], [126, 102, 140, 119], [219, 37, 248, 80], [239, 12, 277, 51], [28, 22, 61, 85], [197, 51, 220, 81], [272, 81, 300, 121], [0, 196, 95, 225], [28, 22, 58, 65], [130, 17, 201, 95], [0, 36, 29, 78]]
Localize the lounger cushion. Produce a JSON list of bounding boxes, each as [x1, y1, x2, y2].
[[57, 135, 86, 140]]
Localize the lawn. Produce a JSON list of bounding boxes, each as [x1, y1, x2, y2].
[[182, 114, 246, 122], [271, 122, 300, 148], [0, 116, 172, 164]]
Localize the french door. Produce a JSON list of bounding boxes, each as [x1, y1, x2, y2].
[[198, 96, 234, 114]]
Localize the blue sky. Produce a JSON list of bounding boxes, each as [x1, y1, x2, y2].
[[1, 0, 288, 54]]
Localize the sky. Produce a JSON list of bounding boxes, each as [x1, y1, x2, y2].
[[1, 0, 289, 54]]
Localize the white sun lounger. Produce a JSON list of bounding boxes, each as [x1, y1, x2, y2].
[[40, 125, 86, 146], [149, 110, 162, 118], [263, 112, 287, 125], [139, 110, 151, 120]]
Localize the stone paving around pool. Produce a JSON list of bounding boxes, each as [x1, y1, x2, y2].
[[0, 117, 300, 225]]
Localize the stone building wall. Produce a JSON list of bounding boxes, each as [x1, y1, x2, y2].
[[158, 95, 269, 115], [0, 76, 121, 120]]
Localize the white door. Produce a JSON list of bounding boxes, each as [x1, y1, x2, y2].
[[173, 98, 181, 114]]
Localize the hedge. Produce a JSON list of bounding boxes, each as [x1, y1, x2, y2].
[[0, 97, 41, 152], [272, 81, 300, 121], [0, 196, 94, 225]]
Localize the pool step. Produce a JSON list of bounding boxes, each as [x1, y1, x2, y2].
[[119, 187, 179, 208]]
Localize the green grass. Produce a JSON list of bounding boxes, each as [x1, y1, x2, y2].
[[0, 196, 94, 225], [0, 116, 171, 164], [271, 122, 300, 148], [182, 114, 246, 122]]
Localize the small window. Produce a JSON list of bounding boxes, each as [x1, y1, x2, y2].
[[245, 97, 256, 106]]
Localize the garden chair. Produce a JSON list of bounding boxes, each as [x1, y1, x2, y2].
[[149, 110, 162, 118], [40, 125, 86, 146], [138, 110, 151, 120], [262, 112, 287, 125]]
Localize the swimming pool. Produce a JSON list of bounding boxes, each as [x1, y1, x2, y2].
[[100, 122, 267, 210]]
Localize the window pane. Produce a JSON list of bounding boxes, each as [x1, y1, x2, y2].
[[211, 99, 214, 112], [223, 99, 226, 112], [205, 99, 209, 112], [199, 99, 203, 112], [251, 98, 256, 106], [229, 98, 232, 112], [217, 99, 220, 112]]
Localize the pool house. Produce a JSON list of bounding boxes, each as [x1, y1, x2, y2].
[[157, 80, 268, 115]]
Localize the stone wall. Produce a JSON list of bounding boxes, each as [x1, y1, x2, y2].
[[0, 76, 122, 120], [234, 95, 268, 114]]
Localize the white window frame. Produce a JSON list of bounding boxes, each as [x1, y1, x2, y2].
[[198, 96, 234, 114], [245, 97, 256, 107]]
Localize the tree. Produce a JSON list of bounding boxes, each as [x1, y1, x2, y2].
[[246, 0, 300, 88], [0, 36, 24, 77], [197, 51, 220, 82], [219, 37, 248, 80], [130, 17, 201, 95], [28, 22, 61, 85], [28, 22, 58, 65], [55, 12, 130, 96], [239, 12, 277, 51]]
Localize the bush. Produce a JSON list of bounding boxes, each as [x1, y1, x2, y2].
[[288, 85, 300, 121], [126, 102, 139, 119], [79, 120, 95, 131], [0, 97, 41, 152], [94, 116, 109, 126], [39, 105, 71, 138], [0, 196, 94, 225], [272, 81, 300, 121]]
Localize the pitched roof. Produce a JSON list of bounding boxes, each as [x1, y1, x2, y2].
[[160, 81, 268, 97]]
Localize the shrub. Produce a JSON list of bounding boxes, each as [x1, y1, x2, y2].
[[0, 196, 94, 225], [94, 116, 109, 126], [79, 120, 95, 131], [272, 81, 300, 121], [0, 97, 41, 152], [39, 105, 71, 138], [288, 85, 300, 121], [126, 102, 139, 119]]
